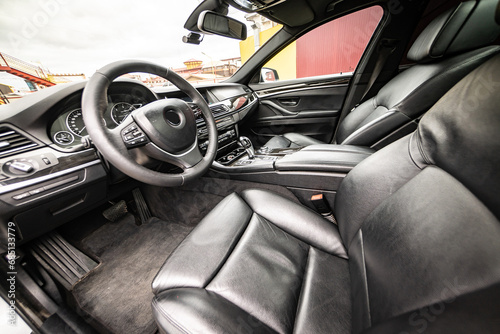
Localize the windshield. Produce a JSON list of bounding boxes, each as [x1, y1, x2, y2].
[[0, 0, 279, 103]]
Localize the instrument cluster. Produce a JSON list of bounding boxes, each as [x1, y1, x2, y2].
[[50, 84, 154, 149]]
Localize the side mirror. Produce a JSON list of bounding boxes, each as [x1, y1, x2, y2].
[[198, 10, 247, 40], [260, 67, 279, 82]]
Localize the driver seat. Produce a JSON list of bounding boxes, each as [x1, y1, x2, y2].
[[151, 55, 500, 334]]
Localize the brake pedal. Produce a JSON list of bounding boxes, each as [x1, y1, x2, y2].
[[132, 188, 152, 225], [102, 200, 128, 222]]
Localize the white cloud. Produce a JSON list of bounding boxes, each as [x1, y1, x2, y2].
[[0, 0, 249, 77]]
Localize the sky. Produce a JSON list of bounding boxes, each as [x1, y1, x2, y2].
[[0, 0, 251, 78]]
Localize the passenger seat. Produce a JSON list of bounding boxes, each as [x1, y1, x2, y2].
[[261, 0, 500, 151]]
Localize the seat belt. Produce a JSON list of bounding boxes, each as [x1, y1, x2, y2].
[[359, 39, 398, 102], [330, 39, 398, 144]]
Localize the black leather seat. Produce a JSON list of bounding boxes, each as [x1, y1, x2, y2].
[[262, 0, 500, 150], [152, 42, 500, 334]]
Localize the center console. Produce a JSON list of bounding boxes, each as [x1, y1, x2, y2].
[[207, 139, 374, 211], [211, 142, 373, 173]]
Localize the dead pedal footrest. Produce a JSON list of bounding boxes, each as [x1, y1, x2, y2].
[[30, 232, 98, 290]]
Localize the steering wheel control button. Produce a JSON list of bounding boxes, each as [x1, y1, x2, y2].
[[121, 123, 149, 148]]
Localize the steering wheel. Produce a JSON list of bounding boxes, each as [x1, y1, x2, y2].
[[81, 60, 217, 187]]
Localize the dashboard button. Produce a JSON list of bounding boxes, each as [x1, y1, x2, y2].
[[29, 187, 45, 196], [13, 192, 31, 200]]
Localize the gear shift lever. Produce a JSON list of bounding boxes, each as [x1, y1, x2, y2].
[[238, 136, 255, 159]]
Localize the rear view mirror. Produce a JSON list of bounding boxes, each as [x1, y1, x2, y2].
[[198, 11, 247, 40]]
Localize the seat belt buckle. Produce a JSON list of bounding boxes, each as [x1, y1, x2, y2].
[[311, 194, 337, 224]]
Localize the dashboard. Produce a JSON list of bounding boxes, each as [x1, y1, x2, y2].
[[48, 81, 257, 150], [0, 79, 258, 251]]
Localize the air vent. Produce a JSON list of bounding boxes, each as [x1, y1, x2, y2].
[[190, 103, 230, 123], [0, 126, 38, 158], [210, 104, 229, 116]]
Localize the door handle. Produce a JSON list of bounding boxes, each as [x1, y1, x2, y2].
[[261, 100, 298, 116], [278, 98, 300, 107]]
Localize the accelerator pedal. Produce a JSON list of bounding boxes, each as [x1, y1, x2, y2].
[[132, 188, 152, 225], [30, 232, 98, 290]]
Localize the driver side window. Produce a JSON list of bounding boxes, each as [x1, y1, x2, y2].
[[259, 6, 383, 82]]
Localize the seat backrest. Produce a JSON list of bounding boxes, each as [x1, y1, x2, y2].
[[335, 0, 500, 148], [335, 47, 500, 333]]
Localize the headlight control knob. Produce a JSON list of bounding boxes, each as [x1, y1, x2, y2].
[[4, 160, 36, 175]]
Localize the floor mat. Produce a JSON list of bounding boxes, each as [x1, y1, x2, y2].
[[72, 215, 195, 334], [142, 177, 299, 224]]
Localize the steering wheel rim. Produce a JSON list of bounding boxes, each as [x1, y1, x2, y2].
[[81, 60, 218, 187]]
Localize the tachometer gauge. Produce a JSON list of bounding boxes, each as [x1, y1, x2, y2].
[[111, 102, 136, 125], [53, 131, 75, 145], [66, 108, 87, 137]]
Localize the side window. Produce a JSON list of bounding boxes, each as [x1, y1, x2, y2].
[[260, 6, 383, 82]]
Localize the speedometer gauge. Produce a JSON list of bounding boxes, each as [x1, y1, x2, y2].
[[111, 102, 136, 125], [66, 108, 87, 137]]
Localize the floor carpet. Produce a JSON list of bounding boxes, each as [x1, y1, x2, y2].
[[71, 215, 195, 334]]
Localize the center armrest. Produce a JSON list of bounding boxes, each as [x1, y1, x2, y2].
[[275, 144, 374, 173]]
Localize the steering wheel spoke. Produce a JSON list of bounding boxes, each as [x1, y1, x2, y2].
[[142, 140, 203, 169]]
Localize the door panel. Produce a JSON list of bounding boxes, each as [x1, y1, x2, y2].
[[244, 75, 350, 147], [238, 6, 383, 147]]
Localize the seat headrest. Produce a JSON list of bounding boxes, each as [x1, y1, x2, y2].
[[408, 0, 500, 63]]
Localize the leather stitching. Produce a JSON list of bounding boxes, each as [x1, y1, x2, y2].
[[292, 246, 312, 332], [214, 291, 279, 334], [358, 230, 372, 328], [407, 132, 426, 170], [341, 110, 395, 145], [153, 296, 191, 334], [415, 128, 432, 165]]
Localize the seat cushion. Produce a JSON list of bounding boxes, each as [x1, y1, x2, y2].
[[152, 189, 350, 334]]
